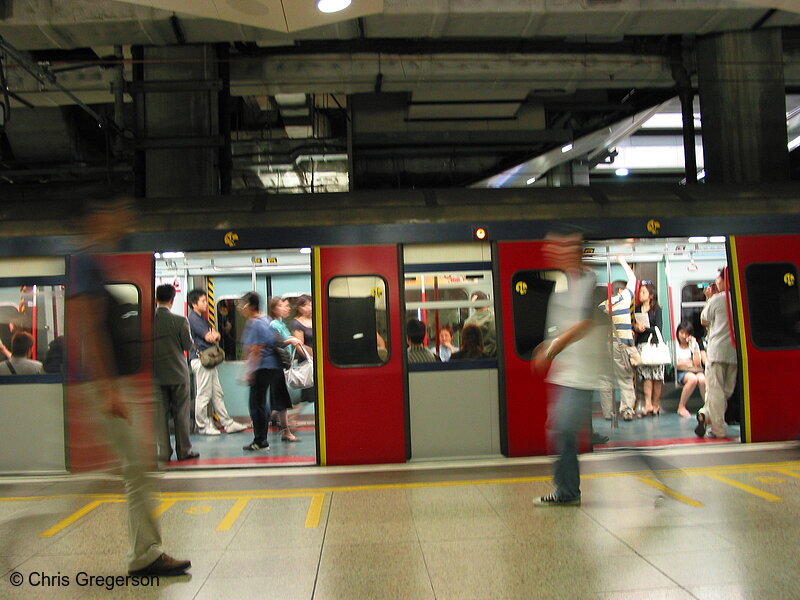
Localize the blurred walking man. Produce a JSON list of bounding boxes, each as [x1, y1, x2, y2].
[[533, 232, 610, 506]]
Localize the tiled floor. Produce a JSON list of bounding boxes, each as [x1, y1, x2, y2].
[[2, 443, 800, 599]]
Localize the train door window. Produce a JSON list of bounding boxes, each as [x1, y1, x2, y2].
[[511, 270, 566, 360], [0, 284, 65, 377], [680, 281, 711, 344], [744, 262, 800, 349], [404, 270, 495, 361], [327, 276, 389, 367], [215, 297, 248, 360], [105, 283, 142, 375]]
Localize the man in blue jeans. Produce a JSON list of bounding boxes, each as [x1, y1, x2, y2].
[[533, 232, 610, 506]]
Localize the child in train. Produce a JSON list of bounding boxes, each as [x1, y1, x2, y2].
[[436, 325, 459, 362]]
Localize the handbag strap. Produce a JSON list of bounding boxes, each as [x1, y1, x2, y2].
[[653, 326, 665, 345]]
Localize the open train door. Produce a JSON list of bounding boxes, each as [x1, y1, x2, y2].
[[316, 246, 405, 465], [497, 241, 554, 456], [730, 235, 800, 443], [66, 254, 154, 471]]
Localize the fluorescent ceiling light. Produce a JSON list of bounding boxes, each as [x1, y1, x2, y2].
[[561, 144, 573, 153], [317, 0, 351, 13], [709, 236, 726, 243], [161, 251, 185, 258], [688, 237, 708, 243], [526, 177, 536, 185], [615, 168, 629, 176], [300, 247, 312, 254]]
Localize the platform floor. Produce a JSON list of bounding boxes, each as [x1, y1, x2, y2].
[[2, 443, 800, 599]]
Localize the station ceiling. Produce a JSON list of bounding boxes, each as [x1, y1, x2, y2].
[[0, 0, 799, 198]]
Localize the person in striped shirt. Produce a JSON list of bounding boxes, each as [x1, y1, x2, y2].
[[599, 256, 638, 421]]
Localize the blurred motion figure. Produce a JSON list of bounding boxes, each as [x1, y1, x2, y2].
[[68, 198, 190, 576]]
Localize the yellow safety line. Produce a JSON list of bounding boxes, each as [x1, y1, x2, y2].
[[216, 497, 250, 531], [313, 247, 326, 466], [773, 468, 800, 480], [39, 499, 122, 538], [637, 477, 704, 507], [152, 499, 176, 518], [707, 474, 782, 502], [304, 493, 325, 528], [728, 237, 751, 443]]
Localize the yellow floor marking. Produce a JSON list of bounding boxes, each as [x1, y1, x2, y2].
[[773, 468, 800, 480], [216, 497, 250, 531], [637, 477, 704, 507], [707, 474, 782, 502], [152, 499, 176, 518], [39, 499, 123, 538], [304, 493, 325, 528], [755, 476, 785, 484]]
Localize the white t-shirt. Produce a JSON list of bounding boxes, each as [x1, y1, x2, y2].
[[675, 340, 700, 369], [545, 269, 610, 390]]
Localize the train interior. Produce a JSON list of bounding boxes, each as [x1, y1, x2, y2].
[[584, 237, 740, 450], [155, 248, 317, 469]]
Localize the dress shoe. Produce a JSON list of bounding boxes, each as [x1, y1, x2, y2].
[[178, 451, 199, 460], [129, 553, 191, 576]]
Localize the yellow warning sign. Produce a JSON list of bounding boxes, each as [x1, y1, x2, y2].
[[646, 220, 661, 235], [224, 231, 239, 247], [785, 273, 796, 286], [515, 281, 528, 295]]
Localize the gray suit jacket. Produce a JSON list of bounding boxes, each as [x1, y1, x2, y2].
[[153, 306, 193, 385]]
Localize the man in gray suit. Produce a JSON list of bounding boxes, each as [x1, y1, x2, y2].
[[154, 284, 198, 461]]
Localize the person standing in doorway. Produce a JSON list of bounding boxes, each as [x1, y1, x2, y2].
[[187, 288, 247, 435]]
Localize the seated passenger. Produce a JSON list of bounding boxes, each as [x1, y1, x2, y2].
[[465, 292, 496, 357], [675, 322, 705, 418], [43, 335, 65, 374], [0, 332, 44, 375], [406, 318, 439, 363], [436, 325, 459, 362], [450, 324, 489, 360]]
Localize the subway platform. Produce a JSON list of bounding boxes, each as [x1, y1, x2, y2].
[[2, 442, 800, 599]]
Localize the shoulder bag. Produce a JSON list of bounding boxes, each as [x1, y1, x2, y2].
[[199, 344, 224, 368], [639, 326, 671, 365], [284, 345, 314, 390]]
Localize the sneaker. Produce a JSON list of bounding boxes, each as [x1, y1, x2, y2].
[[533, 493, 581, 507], [198, 427, 221, 436], [694, 413, 707, 438], [129, 553, 191, 576], [243, 441, 269, 452], [225, 421, 248, 433]]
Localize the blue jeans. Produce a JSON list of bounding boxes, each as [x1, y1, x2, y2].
[[548, 385, 593, 501]]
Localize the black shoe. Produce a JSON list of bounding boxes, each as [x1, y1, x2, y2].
[[243, 441, 270, 452], [178, 451, 199, 460], [129, 553, 191, 576], [590, 433, 609, 445], [533, 492, 581, 507], [695, 412, 707, 438]]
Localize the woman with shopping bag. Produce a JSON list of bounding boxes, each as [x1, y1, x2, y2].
[[634, 283, 666, 416]]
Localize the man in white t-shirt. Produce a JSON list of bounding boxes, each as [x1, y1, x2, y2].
[[533, 233, 610, 507], [696, 269, 737, 438]]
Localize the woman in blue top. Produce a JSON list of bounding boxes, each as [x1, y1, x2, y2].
[[239, 291, 282, 451], [268, 296, 303, 442]]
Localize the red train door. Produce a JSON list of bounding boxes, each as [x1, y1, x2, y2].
[[730, 235, 800, 443], [66, 253, 154, 471], [497, 241, 552, 456], [316, 246, 405, 465]]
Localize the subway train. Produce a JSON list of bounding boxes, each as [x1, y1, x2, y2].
[[0, 184, 798, 473]]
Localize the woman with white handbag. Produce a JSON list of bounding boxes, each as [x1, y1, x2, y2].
[[634, 283, 666, 416]]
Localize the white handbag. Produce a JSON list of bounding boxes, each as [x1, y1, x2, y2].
[[639, 326, 672, 365], [284, 345, 314, 390]]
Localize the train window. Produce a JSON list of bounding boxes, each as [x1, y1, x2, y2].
[[105, 283, 143, 375], [744, 263, 800, 350], [511, 270, 566, 360], [0, 284, 65, 377], [216, 298, 248, 361], [680, 282, 711, 346], [327, 276, 390, 367], [404, 270, 496, 361]]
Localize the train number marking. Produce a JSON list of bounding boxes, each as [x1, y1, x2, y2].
[[224, 231, 239, 247], [646, 220, 661, 235], [515, 281, 528, 295]]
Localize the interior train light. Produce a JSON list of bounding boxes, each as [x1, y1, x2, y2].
[[473, 227, 488, 241], [709, 236, 726, 243], [317, 0, 351, 13], [526, 177, 536, 185], [615, 168, 629, 176], [688, 236, 708, 243]]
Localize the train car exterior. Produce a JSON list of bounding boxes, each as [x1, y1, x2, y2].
[[0, 189, 798, 472]]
